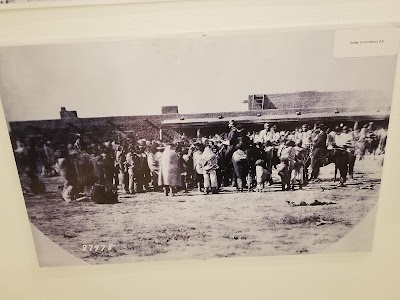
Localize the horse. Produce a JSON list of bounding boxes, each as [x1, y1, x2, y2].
[[326, 148, 351, 186], [307, 147, 350, 186]]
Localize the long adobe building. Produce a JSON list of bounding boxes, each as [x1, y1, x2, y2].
[[9, 90, 391, 145]]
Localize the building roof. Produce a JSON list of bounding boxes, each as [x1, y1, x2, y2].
[[161, 109, 390, 128], [266, 90, 390, 109]]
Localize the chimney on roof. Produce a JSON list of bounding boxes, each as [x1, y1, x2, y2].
[[161, 106, 179, 114], [60, 107, 78, 119]]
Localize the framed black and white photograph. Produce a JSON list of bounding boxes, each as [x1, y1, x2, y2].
[[0, 26, 398, 267]]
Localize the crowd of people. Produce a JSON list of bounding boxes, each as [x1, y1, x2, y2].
[[13, 120, 388, 202]]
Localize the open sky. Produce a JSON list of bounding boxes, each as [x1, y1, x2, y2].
[[0, 29, 398, 122]]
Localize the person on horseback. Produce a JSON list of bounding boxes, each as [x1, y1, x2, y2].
[[226, 120, 239, 158], [325, 126, 353, 185], [334, 126, 353, 149], [327, 126, 339, 149], [258, 122, 273, 145]]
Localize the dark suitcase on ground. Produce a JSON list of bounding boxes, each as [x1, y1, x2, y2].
[[91, 184, 118, 204]]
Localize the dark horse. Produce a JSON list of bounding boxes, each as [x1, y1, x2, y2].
[[303, 148, 350, 186], [326, 148, 351, 186]]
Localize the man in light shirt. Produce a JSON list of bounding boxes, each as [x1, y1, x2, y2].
[[335, 126, 353, 148], [299, 124, 312, 153], [258, 123, 273, 144], [327, 126, 339, 149]]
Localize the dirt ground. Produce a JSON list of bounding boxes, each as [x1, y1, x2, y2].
[[22, 156, 384, 265]]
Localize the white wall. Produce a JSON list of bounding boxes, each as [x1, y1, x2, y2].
[[0, 1, 400, 299]]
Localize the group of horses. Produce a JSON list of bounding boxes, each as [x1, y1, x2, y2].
[[227, 143, 348, 192], [274, 147, 353, 191], [273, 134, 383, 191]]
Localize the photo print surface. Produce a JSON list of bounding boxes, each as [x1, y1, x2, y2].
[[0, 27, 398, 266]]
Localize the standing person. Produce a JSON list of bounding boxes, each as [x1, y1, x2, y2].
[[79, 148, 94, 193], [56, 149, 78, 202], [377, 127, 388, 154], [90, 146, 104, 185], [135, 145, 149, 193], [192, 143, 205, 192], [180, 147, 193, 193], [264, 141, 274, 185], [14, 138, 27, 174], [297, 125, 311, 183], [74, 134, 87, 152], [291, 140, 306, 190], [310, 124, 328, 181], [246, 142, 263, 191], [358, 124, 369, 160], [278, 140, 296, 191], [226, 120, 240, 158], [335, 126, 356, 179], [101, 148, 116, 190], [300, 124, 312, 154], [226, 120, 245, 187], [294, 127, 302, 141], [67, 147, 84, 193], [42, 141, 55, 176], [252, 130, 260, 144], [147, 144, 160, 191], [272, 125, 280, 142], [287, 131, 296, 142], [216, 142, 229, 189], [255, 159, 270, 192], [159, 143, 181, 196], [201, 145, 219, 194], [231, 142, 249, 192], [125, 146, 137, 194], [277, 137, 287, 159], [26, 139, 45, 195], [115, 145, 127, 193], [111, 145, 120, 189]]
